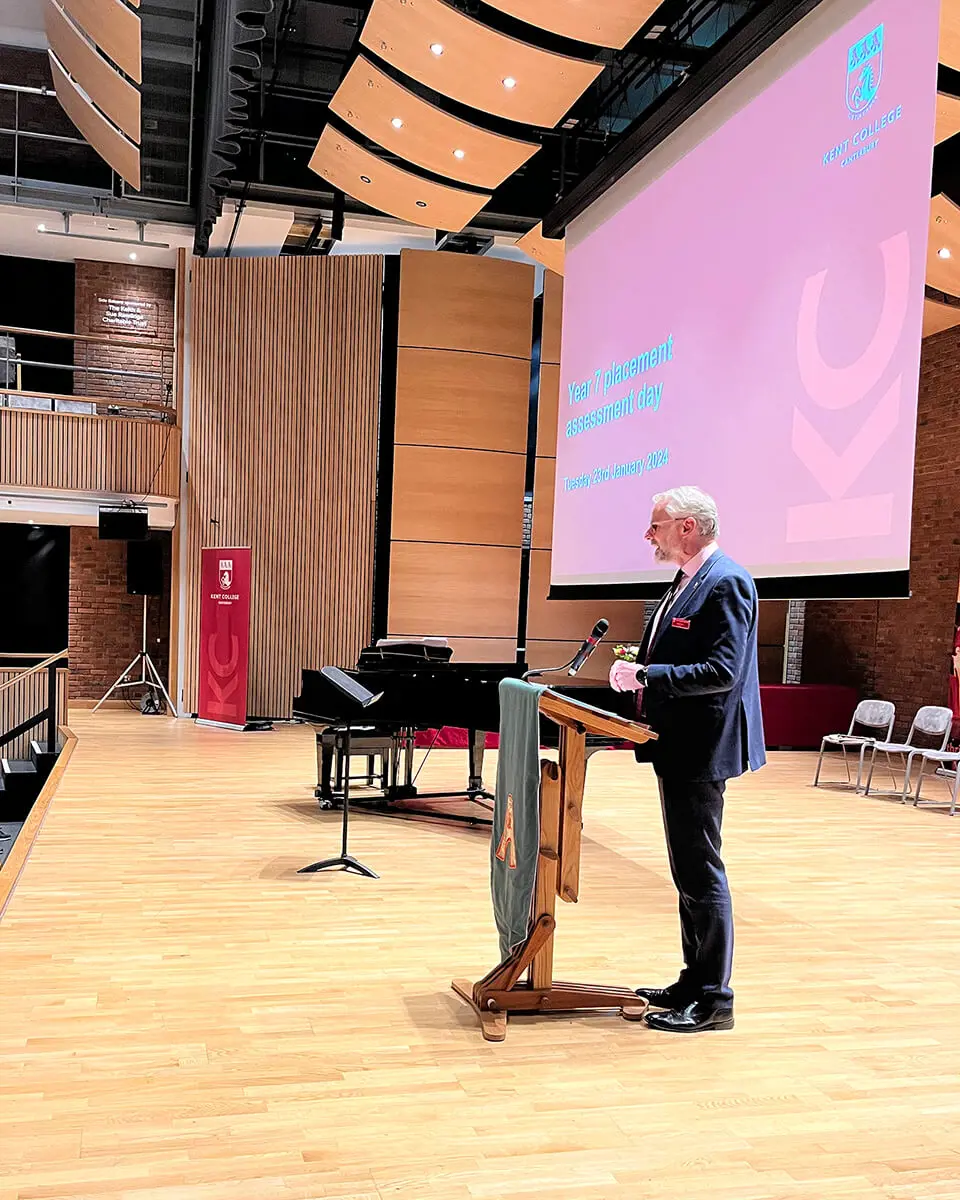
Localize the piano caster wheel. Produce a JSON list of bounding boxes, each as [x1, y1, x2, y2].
[[316, 793, 337, 810]]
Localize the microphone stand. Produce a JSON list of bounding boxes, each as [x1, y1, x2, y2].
[[522, 652, 579, 682]]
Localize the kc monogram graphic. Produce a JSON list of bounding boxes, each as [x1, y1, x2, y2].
[[789, 230, 909, 543]]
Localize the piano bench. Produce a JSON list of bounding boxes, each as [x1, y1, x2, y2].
[[315, 728, 397, 799]]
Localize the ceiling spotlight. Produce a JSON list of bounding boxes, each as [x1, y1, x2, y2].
[[37, 222, 46, 232], [391, 117, 404, 129], [430, 42, 444, 56], [453, 148, 466, 160], [360, 174, 372, 184], [416, 200, 428, 208], [502, 76, 517, 89], [939, 246, 952, 259], [129, 252, 137, 260]]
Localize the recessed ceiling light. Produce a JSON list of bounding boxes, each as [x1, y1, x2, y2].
[[939, 246, 952, 259], [453, 148, 465, 159], [502, 76, 517, 89], [416, 200, 428, 208], [391, 117, 404, 129], [37, 222, 46, 232], [129, 252, 137, 260], [360, 174, 372, 184], [430, 42, 444, 56]]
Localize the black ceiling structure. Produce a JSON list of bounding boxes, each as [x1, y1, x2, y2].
[[2, 0, 960, 257]]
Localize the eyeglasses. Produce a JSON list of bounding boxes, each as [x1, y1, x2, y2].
[[647, 517, 686, 534]]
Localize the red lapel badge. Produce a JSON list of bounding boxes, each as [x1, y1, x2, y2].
[[671, 617, 691, 630]]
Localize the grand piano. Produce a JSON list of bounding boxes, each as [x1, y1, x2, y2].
[[292, 644, 630, 823]]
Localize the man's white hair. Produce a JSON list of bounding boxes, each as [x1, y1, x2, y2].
[[652, 486, 720, 540]]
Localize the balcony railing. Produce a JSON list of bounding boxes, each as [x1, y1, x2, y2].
[[0, 324, 176, 423]]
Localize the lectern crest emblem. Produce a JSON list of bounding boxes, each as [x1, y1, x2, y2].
[[495, 794, 518, 870]]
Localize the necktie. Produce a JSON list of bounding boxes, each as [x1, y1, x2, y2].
[[644, 568, 685, 663]]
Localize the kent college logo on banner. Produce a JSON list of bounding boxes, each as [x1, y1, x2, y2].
[[219, 559, 233, 590], [846, 23, 883, 119]]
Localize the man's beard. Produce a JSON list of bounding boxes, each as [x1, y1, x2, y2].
[[653, 545, 669, 562]]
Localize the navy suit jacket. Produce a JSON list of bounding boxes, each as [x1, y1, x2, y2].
[[634, 550, 766, 783]]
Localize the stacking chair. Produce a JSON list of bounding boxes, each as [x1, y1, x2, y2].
[[813, 700, 895, 791], [862, 706, 954, 801], [913, 755, 960, 815]]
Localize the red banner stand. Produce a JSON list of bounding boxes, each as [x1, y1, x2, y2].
[[196, 547, 253, 731]]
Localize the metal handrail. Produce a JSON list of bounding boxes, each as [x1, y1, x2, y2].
[[0, 324, 174, 353], [0, 649, 68, 695]]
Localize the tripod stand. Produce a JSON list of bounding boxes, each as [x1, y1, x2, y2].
[[93, 594, 175, 715]]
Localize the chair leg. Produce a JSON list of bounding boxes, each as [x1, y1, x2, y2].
[[863, 747, 878, 796], [952, 772, 959, 817], [901, 752, 917, 804], [813, 742, 826, 787]]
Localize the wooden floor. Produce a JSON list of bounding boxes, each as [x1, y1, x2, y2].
[[2, 712, 960, 1200]]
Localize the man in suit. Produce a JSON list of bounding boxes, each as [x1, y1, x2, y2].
[[610, 486, 765, 1032]]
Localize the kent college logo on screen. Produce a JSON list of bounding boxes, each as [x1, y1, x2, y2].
[[846, 23, 883, 119]]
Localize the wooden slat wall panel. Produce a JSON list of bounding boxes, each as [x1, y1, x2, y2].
[[0, 409, 179, 497], [528, 271, 647, 658], [181, 256, 382, 719], [60, 0, 141, 82], [388, 250, 534, 653], [0, 669, 69, 760]]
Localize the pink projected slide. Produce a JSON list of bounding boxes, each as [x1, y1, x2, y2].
[[552, 0, 939, 589]]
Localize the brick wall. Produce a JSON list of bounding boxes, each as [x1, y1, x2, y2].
[[69, 528, 171, 700], [803, 328, 960, 735], [74, 260, 175, 408]]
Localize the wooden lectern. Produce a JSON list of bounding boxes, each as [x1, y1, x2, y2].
[[453, 689, 657, 1041]]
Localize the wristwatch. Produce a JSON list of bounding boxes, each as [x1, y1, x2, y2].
[[634, 664, 648, 687]]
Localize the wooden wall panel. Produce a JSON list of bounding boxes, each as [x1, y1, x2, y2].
[[541, 269, 563, 365], [0, 409, 179, 497], [395, 347, 529, 453], [0, 668, 69, 760], [526, 549, 646, 645], [532, 455, 554, 551], [392, 446, 525, 545], [388, 250, 534, 659], [398, 250, 534, 357], [535, 363, 559, 457], [388, 543, 522, 638], [182, 256, 383, 719]]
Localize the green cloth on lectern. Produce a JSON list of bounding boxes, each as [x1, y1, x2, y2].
[[491, 677, 546, 962]]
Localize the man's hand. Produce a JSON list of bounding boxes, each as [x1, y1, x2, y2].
[[610, 660, 642, 692]]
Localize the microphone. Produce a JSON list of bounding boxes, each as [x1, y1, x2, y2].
[[567, 618, 609, 677]]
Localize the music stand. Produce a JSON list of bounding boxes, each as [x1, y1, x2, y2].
[[299, 667, 382, 879]]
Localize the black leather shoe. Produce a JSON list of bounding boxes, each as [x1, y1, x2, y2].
[[633, 985, 693, 1010], [644, 1001, 734, 1033]]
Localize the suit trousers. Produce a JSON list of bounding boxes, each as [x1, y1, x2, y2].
[[657, 775, 734, 1007]]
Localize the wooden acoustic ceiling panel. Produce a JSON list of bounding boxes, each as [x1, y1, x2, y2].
[[60, 0, 141, 83], [48, 51, 140, 189], [309, 125, 489, 232], [483, 0, 661, 50], [943, 0, 960, 72], [517, 221, 564, 275], [45, 0, 140, 142], [330, 55, 539, 189], [923, 298, 960, 339], [927, 193, 960, 296], [936, 92, 960, 145], [360, 0, 603, 127]]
